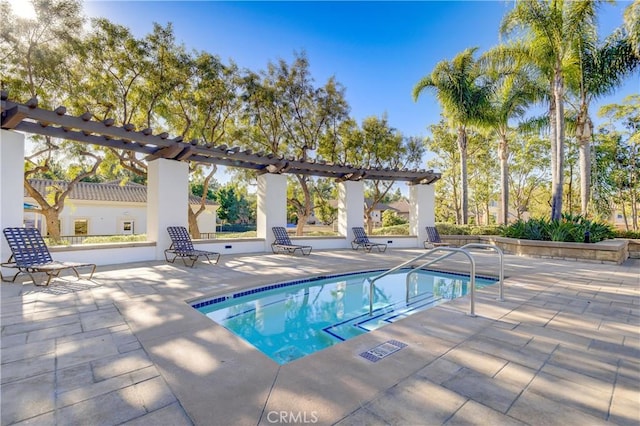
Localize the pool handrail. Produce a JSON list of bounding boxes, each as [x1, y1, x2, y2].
[[367, 247, 477, 317], [405, 243, 504, 304], [460, 243, 504, 302]]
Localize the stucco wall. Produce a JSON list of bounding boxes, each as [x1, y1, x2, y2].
[[24, 198, 216, 236]]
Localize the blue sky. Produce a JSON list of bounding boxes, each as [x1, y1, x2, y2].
[[82, 0, 638, 141]]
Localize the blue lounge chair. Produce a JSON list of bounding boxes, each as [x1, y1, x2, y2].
[[2, 227, 96, 286], [271, 226, 312, 256], [165, 226, 220, 267], [351, 227, 387, 252], [424, 226, 449, 249]]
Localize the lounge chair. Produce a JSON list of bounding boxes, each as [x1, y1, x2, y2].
[[165, 226, 220, 267], [2, 227, 96, 286], [271, 226, 312, 256], [351, 227, 387, 253], [424, 226, 449, 249]]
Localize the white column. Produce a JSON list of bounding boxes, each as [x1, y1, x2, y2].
[[338, 180, 364, 238], [1, 130, 25, 270], [409, 183, 435, 248], [256, 173, 287, 251], [147, 158, 189, 260]]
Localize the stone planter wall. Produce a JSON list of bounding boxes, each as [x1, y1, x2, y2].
[[628, 240, 640, 259], [439, 235, 630, 264]]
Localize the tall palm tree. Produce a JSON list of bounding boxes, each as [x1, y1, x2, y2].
[[501, 0, 599, 221], [623, 0, 640, 58], [571, 17, 640, 216], [413, 47, 491, 224], [480, 47, 541, 224]]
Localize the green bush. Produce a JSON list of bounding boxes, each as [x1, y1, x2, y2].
[[371, 224, 410, 236], [216, 231, 258, 238], [82, 234, 148, 244], [614, 229, 640, 239], [382, 210, 408, 227], [434, 223, 500, 236], [499, 215, 615, 243]]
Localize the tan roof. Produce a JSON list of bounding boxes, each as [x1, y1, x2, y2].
[[26, 179, 215, 205], [388, 200, 410, 214]]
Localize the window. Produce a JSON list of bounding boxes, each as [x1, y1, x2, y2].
[[74, 219, 88, 236], [121, 220, 134, 234]]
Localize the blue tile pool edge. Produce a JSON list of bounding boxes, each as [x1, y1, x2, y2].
[[190, 268, 498, 310]]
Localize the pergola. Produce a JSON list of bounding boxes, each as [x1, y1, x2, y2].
[[1, 92, 440, 263]]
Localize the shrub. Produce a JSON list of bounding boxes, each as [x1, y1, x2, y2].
[[615, 229, 640, 239], [499, 215, 615, 243], [82, 234, 148, 244], [435, 223, 500, 236], [382, 210, 408, 227], [371, 224, 410, 236]]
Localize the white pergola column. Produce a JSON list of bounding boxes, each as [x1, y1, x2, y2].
[[147, 158, 189, 260], [409, 183, 435, 248], [338, 180, 364, 238], [256, 173, 287, 251], [1, 130, 25, 274]]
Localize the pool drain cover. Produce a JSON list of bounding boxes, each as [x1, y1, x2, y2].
[[360, 340, 407, 362]]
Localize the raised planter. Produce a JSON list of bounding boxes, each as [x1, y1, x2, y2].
[[628, 239, 640, 259], [440, 235, 630, 264]]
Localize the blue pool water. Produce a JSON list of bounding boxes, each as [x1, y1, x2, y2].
[[193, 269, 496, 364]]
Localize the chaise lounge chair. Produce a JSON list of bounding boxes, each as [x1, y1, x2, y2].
[[351, 227, 387, 253], [2, 227, 96, 286], [424, 226, 449, 249], [271, 226, 312, 256], [165, 226, 220, 267]]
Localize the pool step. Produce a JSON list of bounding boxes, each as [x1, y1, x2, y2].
[[323, 293, 442, 341]]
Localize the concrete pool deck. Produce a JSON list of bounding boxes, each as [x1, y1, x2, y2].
[[1, 249, 638, 425]]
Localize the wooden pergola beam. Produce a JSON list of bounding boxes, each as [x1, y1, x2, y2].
[[1, 96, 442, 184]]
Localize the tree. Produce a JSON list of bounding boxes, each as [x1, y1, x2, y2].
[[413, 47, 491, 224], [424, 121, 461, 223], [382, 210, 407, 227], [501, 0, 599, 220], [594, 95, 640, 230], [313, 178, 337, 226], [480, 49, 540, 224], [467, 132, 498, 225], [568, 16, 639, 216], [162, 52, 242, 237], [319, 115, 424, 233], [509, 135, 551, 220], [623, 0, 640, 58], [216, 186, 241, 225], [1, 0, 104, 241], [240, 52, 349, 235]]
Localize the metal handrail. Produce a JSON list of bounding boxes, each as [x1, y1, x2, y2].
[[459, 243, 504, 302], [404, 243, 504, 312], [367, 247, 477, 317], [405, 250, 460, 303]]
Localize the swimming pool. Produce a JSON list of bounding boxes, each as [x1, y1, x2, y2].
[[193, 269, 496, 364]]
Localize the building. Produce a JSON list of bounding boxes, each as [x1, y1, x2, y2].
[[24, 179, 218, 237]]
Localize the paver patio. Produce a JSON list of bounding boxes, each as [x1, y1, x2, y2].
[[1, 249, 638, 425]]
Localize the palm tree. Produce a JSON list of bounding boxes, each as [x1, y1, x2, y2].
[[570, 17, 640, 216], [413, 47, 491, 224], [480, 48, 541, 224], [623, 0, 640, 58], [501, 0, 599, 221]]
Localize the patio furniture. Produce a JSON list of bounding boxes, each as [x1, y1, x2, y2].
[[424, 226, 449, 249], [351, 227, 387, 253], [271, 226, 312, 256], [165, 226, 220, 267], [2, 227, 96, 286]]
